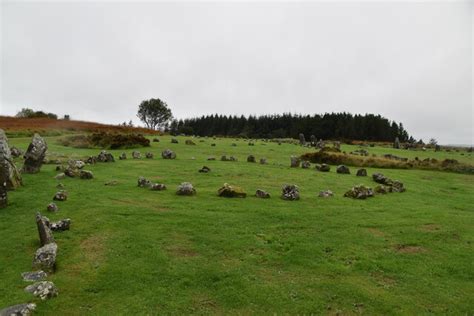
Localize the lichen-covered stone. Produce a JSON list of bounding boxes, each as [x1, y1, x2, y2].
[[22, 133, 47, 173], [132, 151, 141, 159], [344, 185, 374, 199], [119, 152, 127, 160], [79, 170, 94, 179], [150, 183, 166, 191], [255, 189, 270, 198], [247, 155, 256, 163], [21, 271, 47, 282], [161, 149, 176, 159], [185, 139, 196, 145], [33, 242, 57, 272], [316, 163, 330, 172], [217, 183, 246, 198], [138, 177, 152, 188], [145, 152, 154, 159], [281, 184, 300, 200], [198, 166, 211, 173], [36, 212, 55, 246], [50, 219, 71, 232], [301, 161, 311, 169], [259, 158, 267, 164], [356, 169, 367, 176], [290, 156, 301, 168], [47, 203, 58, 212], [318, 190, 334, 197], [53, 190, 68, 201], [25, 281, 58, 300], [97, 150, 114, 162], [0, 129, 23, 190], [176, 182, 196, 196], [0, 303, 36, 316]]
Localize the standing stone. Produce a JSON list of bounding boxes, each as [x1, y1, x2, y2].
[[344, 185, 374, 199], [145, 152, 154, 159], [290, 156, 301, 168], [356, 169, 367, 177], [46, 203, 58, 212], [22, 133, 47, 173], [53, 190, 68, 201], [299, 133, 306, 145], [0, 181, 6, 209], [97, 150, 114, 162], [0, 129, 23, 190], [259, 158, 267, 164], [33, 242, 57, 272], [10, 146, 23, 158], [333, 141, 341, 150], [316, 164, 331, 172], [310, 135, 316, 146], [137, 177, 152, 188], [393, 137, 400, 149], [119, 152, 127, 160], [36, 212, 55, 246]]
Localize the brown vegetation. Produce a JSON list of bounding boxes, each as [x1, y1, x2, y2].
[[59, 132, 150, 149], [0, 116, 159, 137]]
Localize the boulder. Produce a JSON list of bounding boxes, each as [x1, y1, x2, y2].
[[301, 161, 311, 169], [198, 166, 211, 173], [79, 170, 94, 179], [336, 165, 350, 174], [281, 184, 300, 200], [255, 189, 270, 198], [97, 150, 114, 162], [299, 133, 306, 145], [24, 281, 58, 300], [207, 156, 216, 161], [53, 190, 68, 201], [217, 183, 246, 198], [391, 180, 406, 192], [374, 185, 390, 194], [69, 160, 85, 169], [150, 183, 166, 191], [0, 129, 23, 190], [356, 169, 367, 177], [0, 303, 36, 316], [248, 142, 254, 146], [10, 146, 23, 158], [316, 164, 331, 172], [171, 138, 179, 144], [211, 143, 216, 147], [50, 219, 71, 231], [153, 138, 160, 142], [21, 271, 47, 282], [259, 158, 267, 164], [46, 203, 58, 212], [145, 152, 154, 159], [318, 190, 334, 198], [64, 167, 78, 178], [137, 177, 152, 188], [36, 212, 55, 246], [344, 185, 374, 199], [185, 140, 196, 145], [229, 156, 237, 161], [290, 156, 301, 168], [176, 182, 196, 196], [161, 149, 176, 159], [86, 156, 97, 164], [119, 152, 127, 160], [22, 133, 47, 174], [132, 151, 141, 159], [33, 242, 57, 272], [247, 155, 256, 163], [231, 143, 237, 147], [221, 155, 228, 161]]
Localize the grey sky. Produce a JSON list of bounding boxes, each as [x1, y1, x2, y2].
[[1, 1, 472, 144]]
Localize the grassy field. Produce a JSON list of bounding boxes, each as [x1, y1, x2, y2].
[[1, 135, 473, 315]]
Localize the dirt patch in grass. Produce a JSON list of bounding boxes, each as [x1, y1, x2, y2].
[[190, 294, 220, 314], [370, 271, 397, 289], [367, 228, 386, 238], [167, 246, 198, 257], [394, 244, 426, 254], [419, 224, 441, 232], [81, 234, 107, 265]]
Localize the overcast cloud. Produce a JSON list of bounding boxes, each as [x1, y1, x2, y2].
[[1, 1, 472, 144]]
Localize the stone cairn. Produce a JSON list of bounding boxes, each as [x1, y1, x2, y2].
[[22, 133, 48, 174]]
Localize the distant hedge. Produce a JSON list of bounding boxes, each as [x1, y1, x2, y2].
[[59, 132, 150, 149]]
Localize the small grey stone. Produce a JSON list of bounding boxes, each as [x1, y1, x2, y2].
[[21, 271, 47, 282]]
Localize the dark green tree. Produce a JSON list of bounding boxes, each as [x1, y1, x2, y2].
[[137, 98, 173, 130]]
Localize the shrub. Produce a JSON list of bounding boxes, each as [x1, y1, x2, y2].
[[59, 132, 150, 149]]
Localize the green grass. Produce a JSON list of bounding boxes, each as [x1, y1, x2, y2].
[[1, 136, 473, 315]]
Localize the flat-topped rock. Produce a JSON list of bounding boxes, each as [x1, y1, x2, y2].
[[145, 152, 154, 159], [255, 189, 270, 198], [22, 133, 47, 173], [318, 190, 334, 198], [344, 185, 374, 199], [97, 150, 114, 162], [21, 271, 47, 282], [217, 183, 246, 198], [119, 152, 127, 160], [336, 165, 350, 174], [247, 155, 256, 163], [132, 151, 141, 159], [46, 203, 58, 212], [316, 163, 330, 172], [301, 161, 311, 169], [53, 190, 68, 201], [50, 219, 71, 232], [199, 166, 211, 173], [79, 170, 94, 179], [356, 169, 367, 176], [137, 177, 152, 188], [150, 183, 166, 191]]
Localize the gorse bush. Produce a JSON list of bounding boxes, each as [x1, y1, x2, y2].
[[59, 132, 150, 149]]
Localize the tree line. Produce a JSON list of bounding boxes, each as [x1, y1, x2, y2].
[[168, 113, 411, 142]]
